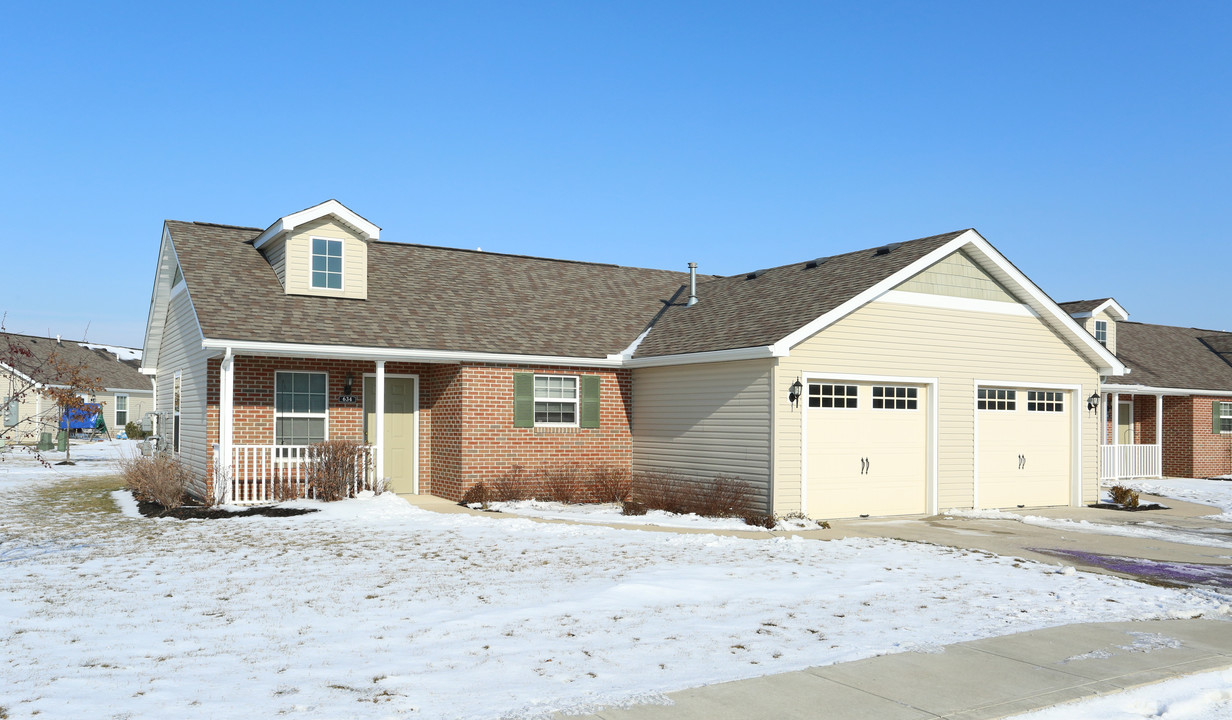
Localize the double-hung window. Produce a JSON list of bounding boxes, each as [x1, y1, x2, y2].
[[311, 238, 343, 289], [275, 372, 328, 445], [1094, 320, 1108, 346], [1219, 402, 1232, 434], [534, 375, 577, 425], [115, 394, 129, 427]]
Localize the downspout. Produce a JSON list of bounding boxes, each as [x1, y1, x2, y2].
[[687, 262, 698, 306]]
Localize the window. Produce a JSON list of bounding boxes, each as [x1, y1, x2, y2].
[[1094, 320, 1108, 346], [311, 238, 343, 289], [978, 388, 1016, 411], [171, 264, 183, 287], [809, 383, 857, 409], [173, 372, 181, 453], [534, 375, 577, 425], [1027, 390, 1064, 412], [275, 371, 328, 445], [873, 386, 918, 410], [115, 394, 128, 427], [1220, 402, 1232, 434]]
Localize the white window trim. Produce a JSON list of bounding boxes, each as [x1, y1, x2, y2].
[[533, 373, 580, 427], [977, 387, 1018, 412], [870, 384, 920, 411], [173, 371, 182, 455], [273, 370, 330, 445], [1094, 320, 1108, 346], [1221, 401, 1232, 434], [115, 393, 129, 428], [309, 236, 345, 291]]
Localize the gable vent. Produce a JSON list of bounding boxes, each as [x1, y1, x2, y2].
[[874, 242, 902, 256], [804, 256, 830, 269], [745, 268, 768, 280]]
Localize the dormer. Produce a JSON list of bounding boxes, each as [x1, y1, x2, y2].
[[252, 200, 380, 300], [1061, 298, 1128, 355]]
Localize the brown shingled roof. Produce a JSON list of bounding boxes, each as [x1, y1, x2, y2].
[[633, 231, 968, 357], [1058, 298, 1114, 314], [1105, 322, 1232, 392], [1, 333, 151, 391], [168, 221, 702, 358]]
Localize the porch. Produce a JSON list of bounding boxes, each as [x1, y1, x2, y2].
[[215, 443, 378, 504], [1098, 390, 1163, 482]]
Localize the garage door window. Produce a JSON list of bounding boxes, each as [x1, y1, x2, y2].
[[872, 386, 918, 410], [809, 383, 857, 409], [978, 388, 1016, 411], [1027, 391, 1064, 412]]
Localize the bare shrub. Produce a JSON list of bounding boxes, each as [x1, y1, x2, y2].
[[694, 475, 755, 518], [621, 500, 647, 516], [305, 440, 364, 502], [118, 453, 193, 511], [631, 470, 696, 515], [743, 512, 776, 529], [270, 471, 302, 502], [1109, 484, 1140, 508], [590, 464, 633, 503], [461, 482, 490, 509], [633, 470, 758, 518], [536, 464, 583, 504], [491, 465, 530, 502]]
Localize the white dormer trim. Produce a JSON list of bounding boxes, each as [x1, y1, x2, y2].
[[1066, 298, 1129, 322], [252, 199, 381, 250]]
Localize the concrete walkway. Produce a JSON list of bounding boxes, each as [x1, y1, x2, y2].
[[561, 619, 1232, 720]]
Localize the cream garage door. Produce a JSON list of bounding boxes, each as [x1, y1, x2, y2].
[[806, 382, 928, 519], [977, 387, 1071, 508]]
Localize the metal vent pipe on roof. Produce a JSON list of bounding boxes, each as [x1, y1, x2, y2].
[[687, 262, 698, 306]]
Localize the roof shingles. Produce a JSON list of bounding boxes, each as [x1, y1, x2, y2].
[[1106, 322, 1232, 392]]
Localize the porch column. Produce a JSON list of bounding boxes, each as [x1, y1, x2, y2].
[[1155, 393, 1164, 478], [1111, 392, 1120, 481], [375, 360, 386, 484], [219, 349, 235, 503], [1099, 391, 1106, 446]]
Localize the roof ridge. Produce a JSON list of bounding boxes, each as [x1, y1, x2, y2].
[[710, 229, 970, 279], [187, 221, 263, 231], [1123, 320, 1232, 335], [372, 240, 712, 276]]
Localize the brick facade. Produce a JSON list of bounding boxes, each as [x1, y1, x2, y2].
[[205, 355, 633, 501], [1101, 393, 1232, 479]]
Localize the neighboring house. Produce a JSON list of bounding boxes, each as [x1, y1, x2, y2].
[[1060, 299, 1232, 480], [1, 332, 154, 441], [141, 200, 1125, 516]]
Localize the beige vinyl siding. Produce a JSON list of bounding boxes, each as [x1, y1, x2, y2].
[[155, 288, 214, 496], [1, 368, 57, 441], [632, 359, 774, 512], [1078, 310, 1117, 354], [896, 250, 1017, 303], [284, 217, 368, 300], [93, 389, 153, 433], [262, 236, 288, 287], [774, 300, 1101, 513]]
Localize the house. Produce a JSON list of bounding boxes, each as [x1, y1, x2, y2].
[[141, 200, 1126, 516], [1, 332, 154, 442], [1060, 299, 1232, 480]]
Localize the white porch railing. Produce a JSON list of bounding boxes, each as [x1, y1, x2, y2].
[[220, 444, 377, 504], [1099, 444, 1162, 482]]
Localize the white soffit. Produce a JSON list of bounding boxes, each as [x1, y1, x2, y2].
[[252, 199, 381, 249]]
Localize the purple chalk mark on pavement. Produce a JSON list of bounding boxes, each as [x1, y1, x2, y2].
[[1031, 547, 1232, 588]]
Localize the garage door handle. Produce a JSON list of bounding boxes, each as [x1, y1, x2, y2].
[[860, 457, 869, 475], [1018, 454, 1025, 470]]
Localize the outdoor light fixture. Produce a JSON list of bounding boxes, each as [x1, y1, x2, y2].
[[344, 372, 354, 396], [1087, 392, 1101, 412], [788, 378, 804, 408]]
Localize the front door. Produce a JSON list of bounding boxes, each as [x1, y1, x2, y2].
[[1117, 401, 1134, 444], [364, 376, 417, 494]]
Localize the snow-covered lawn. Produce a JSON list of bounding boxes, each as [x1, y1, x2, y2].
[[1116, 477, 1232, 522], [1, 443, 1229, 719], [486, 499, 824, 531], [1009, 667, 1232, 719]]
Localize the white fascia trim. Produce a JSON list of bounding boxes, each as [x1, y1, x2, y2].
[[101, 387, 155, 394], [141, 225, 173, 364], [253, 199, 381, 249], [0, 362, 39, 387], [201, 338, 624, 368], [877, 290, 1038, 318], [1101, 384, 1232, 398], [624, 345, 782, 369], [139, 367, 157, 376], [1091, 299, 1129, 321]]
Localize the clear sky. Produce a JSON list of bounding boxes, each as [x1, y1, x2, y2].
[[1, 1, 1228, 349]]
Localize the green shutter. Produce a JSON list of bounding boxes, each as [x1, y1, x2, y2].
[[513, 373, 534, 428], [1216, 401, 1224, 434], [580, 375, 601, 428]]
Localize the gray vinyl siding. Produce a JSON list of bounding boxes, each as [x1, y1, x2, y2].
[[155, 288, 213, 496], [632, 359, 774, 512], [262, 236, 288, 287]]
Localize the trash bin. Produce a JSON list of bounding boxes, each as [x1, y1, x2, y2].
[[56, 431, 67, 452], [38, 432, 53, 451]]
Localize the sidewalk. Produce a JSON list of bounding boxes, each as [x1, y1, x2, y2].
[[562, 618, 1232, 720]]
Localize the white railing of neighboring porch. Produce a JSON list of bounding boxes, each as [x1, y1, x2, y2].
[[220, 444, 377, 504], [1099, 444, 1161, 482]]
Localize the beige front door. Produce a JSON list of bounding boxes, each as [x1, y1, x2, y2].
[[364, 376, 417, 494], [805, 382, 928, 519], [1117, 401, 1134, 444], [978, 387, 1071, 508]]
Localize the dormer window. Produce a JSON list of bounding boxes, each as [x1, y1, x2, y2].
[[1094, 320, 1108, 346], [311, 238, 343, 290]]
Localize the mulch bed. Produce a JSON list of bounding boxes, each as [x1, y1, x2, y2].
[[136, 497, 319, 520], [1088, 502, 1169, 512]]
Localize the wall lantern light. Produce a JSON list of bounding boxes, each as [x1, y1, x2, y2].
[[1086, 392, 1101, 413], [788, 378, 804, 408], [344, 372, 355, 396]]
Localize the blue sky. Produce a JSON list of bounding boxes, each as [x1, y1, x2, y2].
[[1, 1, 1228, 348]]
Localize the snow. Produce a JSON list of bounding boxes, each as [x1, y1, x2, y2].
[[487, 499, 823, 531], [80, 342, 142, 363], [943, 507, 1232, 550], [1009, 668, 1232, 719], [2, 456, 1230, 720], [1114, 477, 1232, 522]]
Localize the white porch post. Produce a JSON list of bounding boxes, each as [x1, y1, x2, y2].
[[1099, 391, 1106, 446], [219, 348, 235, 503], [375, 360, 386, 485], [1155, 393, 1164, 478], [1111, 392, 1120, 481]]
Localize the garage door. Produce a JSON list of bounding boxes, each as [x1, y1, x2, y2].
[[977, 387, 1071, 508], [805, 381, 928, 519]]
